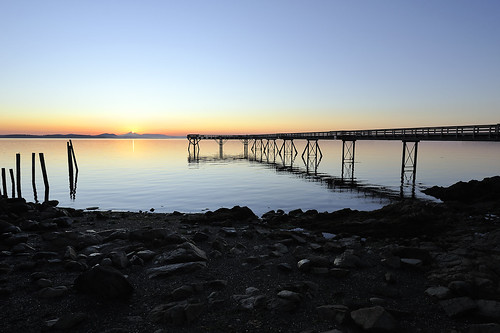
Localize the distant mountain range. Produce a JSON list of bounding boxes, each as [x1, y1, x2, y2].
[[0, 132, 185, 139]]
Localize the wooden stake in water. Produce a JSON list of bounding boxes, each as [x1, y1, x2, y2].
[[16, 153, 21, 198], [32, 153, 38, 203], [39, 153, 49, 202], [1, 168, 6, 198], [67, 141, 74, 197], [69, 140, 78, 172], [9, 169, 15, 198]]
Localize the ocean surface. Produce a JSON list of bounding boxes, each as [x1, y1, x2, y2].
[[0, 138, 498, 216]]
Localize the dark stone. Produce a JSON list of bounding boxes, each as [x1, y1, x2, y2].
[[74, 265, 133, 300]]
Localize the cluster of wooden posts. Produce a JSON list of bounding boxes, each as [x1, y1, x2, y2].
[[0, 152, 49, 203], [0, 140, 78, 203]]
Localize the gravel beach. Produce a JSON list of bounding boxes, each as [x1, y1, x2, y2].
[[1, 177, 499, 333]]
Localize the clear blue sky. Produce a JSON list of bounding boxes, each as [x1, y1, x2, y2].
[[1, 0, 499, 135]]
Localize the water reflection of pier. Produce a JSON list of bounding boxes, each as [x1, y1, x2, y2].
[[188, 143, 403, 200]]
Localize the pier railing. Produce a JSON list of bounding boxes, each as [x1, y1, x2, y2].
[[189, 124, 500, 142]]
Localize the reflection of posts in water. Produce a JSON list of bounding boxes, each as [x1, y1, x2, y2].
[[32, 153, 38, 203], [39, 153, 50, 203], [400, 140, 419, 198], [188, 137, 201, 161], [341, 140, 355, 181], [1, 168, 6, 198]]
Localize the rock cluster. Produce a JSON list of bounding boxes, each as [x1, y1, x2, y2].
[[1, 181, 500, 332]]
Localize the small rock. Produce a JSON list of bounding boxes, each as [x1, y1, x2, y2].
[[38, 286, 68, 298], [425, 286, 452, 300]]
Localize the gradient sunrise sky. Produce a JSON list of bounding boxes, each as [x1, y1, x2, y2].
[[1, 1, 499, 136]]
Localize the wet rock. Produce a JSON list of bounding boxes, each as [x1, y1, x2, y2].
[[74, 265, 133, 299], [334, 252, 361, 268], [468, 323, 500, 333], [439, 297, 476, 317], [448, 280, 473, 296], [277, 263, 293, 272], [148, 262, 207, 279], [150, 301, 204, 324], [351, 306, 398, 332], [330, 268, 350, 278], [475, 299, 500, 319], [38, 286, 68, 298], [135, 250, 156, 262], [171, 285, 195, 300], [110, 251, 130, 269], [425, 286, 452, 300], [317, 304, 349, 324], [50, 312, 87, 330], [400, 258, 423, 267], [297, 259, 312, 272], [154, 242, 207, 264], [129, 228, 185, 244], [35, 278, 53, 288], [64, 246, 78, 260]]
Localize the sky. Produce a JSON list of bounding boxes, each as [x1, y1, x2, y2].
[[1, 0, 499, 136]]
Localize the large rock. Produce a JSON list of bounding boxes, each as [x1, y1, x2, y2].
[[475, 300, 500, 319], [439, 297, 476, 317], [350, 306, 398, 332], [74, 265, 133, 300]]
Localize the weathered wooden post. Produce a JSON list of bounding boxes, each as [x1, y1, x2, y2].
[[1, 168, 6, 198], [67, 141, 74, 196], [32, 153, 38, 202], [69, 140, 78, 172], [9, 169, 15, 198], [16, 153, 21, 198], [39, 153, 49, 202]]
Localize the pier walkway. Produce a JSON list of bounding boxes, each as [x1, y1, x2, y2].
[[187, 124, 500, 194]]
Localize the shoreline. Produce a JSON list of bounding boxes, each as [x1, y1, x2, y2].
[[1, 177, 499, 332]]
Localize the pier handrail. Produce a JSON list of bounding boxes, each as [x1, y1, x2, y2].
[[188, 124, 500, 142]]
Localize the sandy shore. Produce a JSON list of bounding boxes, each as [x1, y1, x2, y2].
[[1, 177, 499, 332]]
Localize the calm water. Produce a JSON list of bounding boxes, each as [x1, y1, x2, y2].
[[0, 139, 498, 216]]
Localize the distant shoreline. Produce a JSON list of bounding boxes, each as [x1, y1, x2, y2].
[[0, 133, 186, 139]]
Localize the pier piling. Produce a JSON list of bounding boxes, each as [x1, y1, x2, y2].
[[1, 168, 6, 198], [39, 153, 49, 202], [16, 153, 21, 198]]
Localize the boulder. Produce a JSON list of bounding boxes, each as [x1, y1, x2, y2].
[[351, 306, 398, 332], [74, 265, 133, 300]]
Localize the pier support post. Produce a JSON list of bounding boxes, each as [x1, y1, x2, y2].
[[264, 139, 278, 162], [401, 140, 419, 196], [341, 140, 356, 181], [279, 139, 298, 168], [188, 137, 201, 161], [241, 139, 249, 158], [302, 139, 323, 174], [1, 168, 6, 198], [214, 138, 228, 159]]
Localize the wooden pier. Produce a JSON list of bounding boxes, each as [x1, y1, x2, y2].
[[188, 124, 500, 194]]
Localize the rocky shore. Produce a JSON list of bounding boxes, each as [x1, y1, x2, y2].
[[1, 177, 500, 332]]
